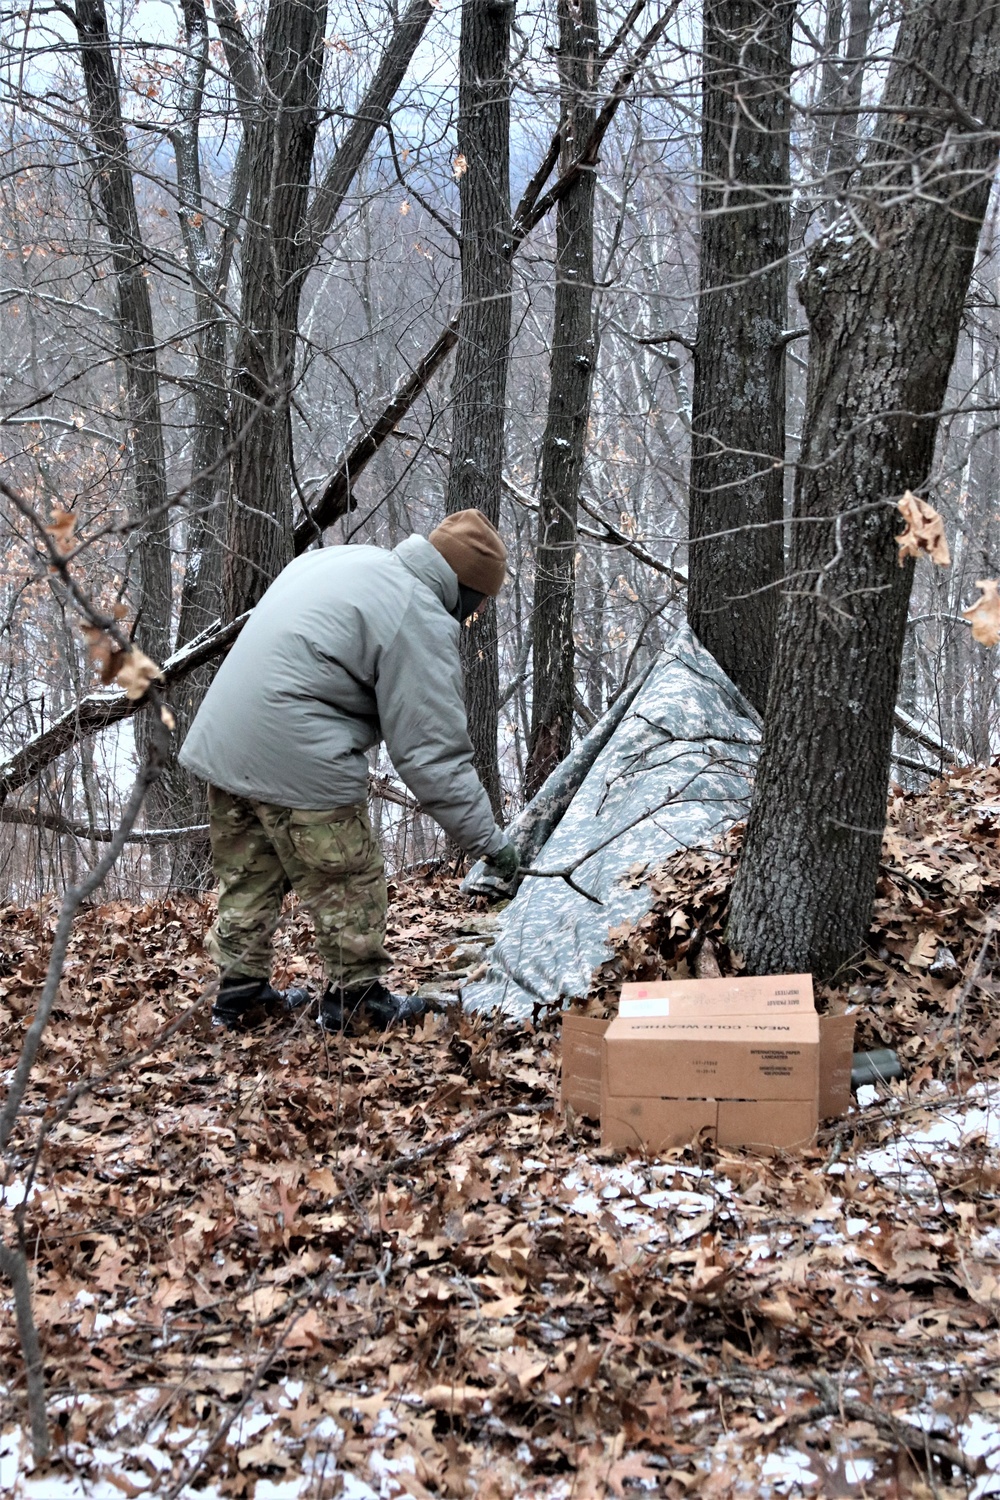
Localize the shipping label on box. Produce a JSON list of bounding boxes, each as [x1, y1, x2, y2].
[[619, 973, 814, 1018]]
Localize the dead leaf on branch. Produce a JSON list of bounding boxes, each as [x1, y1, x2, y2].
[[896, 490, 951, 566], [82, 626, 163, 700], [963, 579, 1000, 647], [45, 504, 76, 557]]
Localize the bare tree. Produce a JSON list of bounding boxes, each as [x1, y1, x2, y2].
[[686, 0, 793, 713], [224, 0, 329, 618], [728, 0, 1000, 977], [526, 0, 600, 796], [73, 0, 172, 669], [444, 0, 515, 818]]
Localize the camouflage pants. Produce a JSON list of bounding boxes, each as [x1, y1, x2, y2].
[[205, 786, 389, 987]]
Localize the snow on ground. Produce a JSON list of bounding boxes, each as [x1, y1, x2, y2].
[[5, 1081, 1000, 1497]]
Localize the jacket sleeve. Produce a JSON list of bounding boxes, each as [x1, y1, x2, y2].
[[375, 597, 507, 859]]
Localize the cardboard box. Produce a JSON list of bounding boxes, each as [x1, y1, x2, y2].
[[560, 974, 856, 1153], [561, 1015, 607, 1118]]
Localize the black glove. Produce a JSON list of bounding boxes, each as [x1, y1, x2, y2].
[[487, 838, 520, 883]]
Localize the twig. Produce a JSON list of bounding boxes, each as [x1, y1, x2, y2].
[[519, 865, 604, 904], [0, 476, 171, 1460], [0, 769, 158, 1152], [808, 1372, 975, 1476], [949, 904, 1000, 1075], [0, 1239, 49, 1459], [162, 1335, 296, 1500]]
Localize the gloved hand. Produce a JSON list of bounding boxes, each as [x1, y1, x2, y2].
[[487, 838, 520, 883]]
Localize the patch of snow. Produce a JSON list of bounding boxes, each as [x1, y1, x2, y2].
[[0, 1179, 39, 1209], [761, 1447, 816, 1487]]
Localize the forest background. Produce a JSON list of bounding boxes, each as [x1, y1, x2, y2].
[[4, 1, 1000, 1492], [2, 0, 998, 929]]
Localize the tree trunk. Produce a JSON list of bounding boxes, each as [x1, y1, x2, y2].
[[444, 0, 514, 819], [525, 0, 599, 799], [686, 0, 793, 715], [75, 0, 171, 668], [224, 0, 328, 619], [824, 0, 871, 201], [165, 0, 241, 886], [727, 0, 1000, 978]]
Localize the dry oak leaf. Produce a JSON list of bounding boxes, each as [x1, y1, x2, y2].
[[45, 505, 76, 557], [237, 1432, 293, 1471], [84, 626, 164, 699], [605, 1454, 665, 1497], [115, 646, 163, 699], [963, 579, 1000, 647], [896, 490, 950, 566]]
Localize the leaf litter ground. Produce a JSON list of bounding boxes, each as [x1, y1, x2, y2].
[[4, 767, 1000, 1497]]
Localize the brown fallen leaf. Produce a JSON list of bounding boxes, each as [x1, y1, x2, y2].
[[896, 490, 950, 566], [963, 579, 1000, 647], [237, 1432, 293, 1471], [606, 1453, 665, 1497], [496, 1345, 548, 1390], [547, 1336, 603, 1399]]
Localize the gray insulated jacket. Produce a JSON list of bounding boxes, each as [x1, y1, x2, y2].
[[179, 536, 506, 859]]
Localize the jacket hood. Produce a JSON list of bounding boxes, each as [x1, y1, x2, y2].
[[394, 534, 461, 618]]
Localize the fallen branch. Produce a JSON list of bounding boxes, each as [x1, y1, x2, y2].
[[0, 805, 209, 844], [462, 662, 654, 896], [0, 611, 247, 807], [300, 314, 461, 537], [305, 6, 680, 535], [310, 1101, 547, 1216], [893, 705, 964, 767], [0, 773, 418, 844]]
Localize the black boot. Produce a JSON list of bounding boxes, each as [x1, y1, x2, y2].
[[211, 976, 311, 1031], [319, 978, 425, 1034]]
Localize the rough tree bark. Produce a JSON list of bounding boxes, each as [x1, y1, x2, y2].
[[686, 0, 793, 714], [824, 0, 872, 206], [525, 0, 599, 799], [444, 0, 514, 819], [74, 0, 172, 668], [727, 0, 1000, 977]]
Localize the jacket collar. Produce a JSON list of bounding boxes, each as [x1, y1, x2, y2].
[[394, 534, 461, 618]]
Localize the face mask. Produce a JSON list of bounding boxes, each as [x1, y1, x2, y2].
[[458, 585, 486, 622]]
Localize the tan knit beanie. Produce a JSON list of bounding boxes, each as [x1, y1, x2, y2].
[[429, 509, 507, 596]]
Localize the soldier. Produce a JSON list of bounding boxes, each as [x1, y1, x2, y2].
[[180, 510, 519, 1032]]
